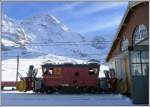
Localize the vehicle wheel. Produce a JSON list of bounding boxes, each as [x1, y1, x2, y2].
[[88, 88, 96, 94], [1, 86, 4, 90], [39, 89, 45, 94], [117, 80, 128, 94], [46, 87, 54, 94], [12, 88, 15, 91]]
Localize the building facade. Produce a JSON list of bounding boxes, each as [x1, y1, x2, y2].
[[106, 1, 149, 104]]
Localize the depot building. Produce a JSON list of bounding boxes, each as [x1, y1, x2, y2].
[[106, 1, 149, 104]]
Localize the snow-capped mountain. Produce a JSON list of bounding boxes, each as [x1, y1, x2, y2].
[[2, 14, 110, 81], [2, 15, 29, 50], [2, 14, 107, 62]]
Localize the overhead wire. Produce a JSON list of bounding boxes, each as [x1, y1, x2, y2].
[[2, 41, 109, 61], [2, 40, 112, 44]]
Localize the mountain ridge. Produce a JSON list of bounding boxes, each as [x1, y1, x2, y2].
[[2, 14, 107, 62]]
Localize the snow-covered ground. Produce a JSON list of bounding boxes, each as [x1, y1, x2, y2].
[[1, 92, 133, 106]]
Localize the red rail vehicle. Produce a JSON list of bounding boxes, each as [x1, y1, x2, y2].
[[16, 62, 101, 93], [1, 81, 16, 90]]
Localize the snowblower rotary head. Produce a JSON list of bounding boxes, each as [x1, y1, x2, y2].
[[16, 81, 27, 91]]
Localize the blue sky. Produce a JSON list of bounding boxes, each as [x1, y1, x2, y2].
[[2, 1, 128, 37]]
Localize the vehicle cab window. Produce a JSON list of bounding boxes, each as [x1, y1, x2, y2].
[[88, 68, 98, 75], [48, 68, 53, 75]]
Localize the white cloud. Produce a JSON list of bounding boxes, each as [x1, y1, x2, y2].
[[70, 2, 128, 18], [47, 2, 128, 34], [51, 2, 83, 13]]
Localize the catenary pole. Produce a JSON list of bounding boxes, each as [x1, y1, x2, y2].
[[16, 56, 19, 82]]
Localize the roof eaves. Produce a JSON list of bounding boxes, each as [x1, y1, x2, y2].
[[105, 5, 130, 62], [129, 1, 144, 8]]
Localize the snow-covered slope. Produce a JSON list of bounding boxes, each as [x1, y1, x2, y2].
[[19, 14, 87, 58], [2, 14, 107, 61]]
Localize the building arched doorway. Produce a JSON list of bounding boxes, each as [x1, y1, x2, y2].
[[129, 24, 149, 104]]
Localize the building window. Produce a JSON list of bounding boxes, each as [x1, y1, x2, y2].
[[115, 59, 124, 79], [131, 51, 141, 63], [133, 24, 148, 45], [131, 51, 149, 76], [132, 64, 142, 76], [121, 36, 129, 51]]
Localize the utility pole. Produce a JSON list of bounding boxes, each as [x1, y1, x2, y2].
[[16, 56, 19, 82]]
